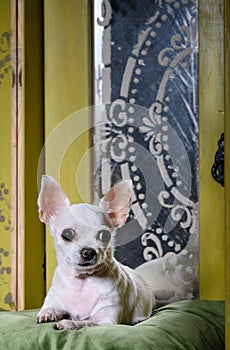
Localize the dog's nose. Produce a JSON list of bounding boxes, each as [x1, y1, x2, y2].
[[80, 248, 97, 261]]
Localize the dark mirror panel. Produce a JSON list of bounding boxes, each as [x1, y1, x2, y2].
[[93, 0, 199, 301]]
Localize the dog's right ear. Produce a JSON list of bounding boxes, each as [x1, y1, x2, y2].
[[38, 175, 70, 224]]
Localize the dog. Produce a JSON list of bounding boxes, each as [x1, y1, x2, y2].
[[36, 175, 155, 330]]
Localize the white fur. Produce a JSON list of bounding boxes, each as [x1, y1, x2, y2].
[[36, 176, 155, 330]]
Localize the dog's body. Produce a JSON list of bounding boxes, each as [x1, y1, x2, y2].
[[37, 176, 155, 330]]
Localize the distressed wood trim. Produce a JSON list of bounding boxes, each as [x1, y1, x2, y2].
[[199, 0, 225, 299], [225, 0, 230, 347], [11, 0, 24, 311]]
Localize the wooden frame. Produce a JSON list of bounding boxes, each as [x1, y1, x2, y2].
[[0, 0, 14, 311], [11, 0, 24, 311]]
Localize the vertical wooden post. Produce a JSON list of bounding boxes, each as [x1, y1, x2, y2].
[[199, 0, 225, 300], [225, 0, 230, 347], [11, 0, 24, 311], [0, 0, 14, 311]]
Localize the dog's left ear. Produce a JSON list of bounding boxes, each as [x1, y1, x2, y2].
[[99, 180, 132, 228]]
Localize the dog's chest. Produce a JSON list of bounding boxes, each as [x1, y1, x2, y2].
[[58, 275, 114, 320]]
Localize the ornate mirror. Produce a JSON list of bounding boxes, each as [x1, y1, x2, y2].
[[93, 0, 198, 303]]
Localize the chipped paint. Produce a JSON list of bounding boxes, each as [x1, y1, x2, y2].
[[0, 0, 13, 311], [0, 182, 13, 309]]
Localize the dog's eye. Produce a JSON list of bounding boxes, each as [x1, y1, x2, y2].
[[61, 228, 76, 242], [97, 230, 111, 243]]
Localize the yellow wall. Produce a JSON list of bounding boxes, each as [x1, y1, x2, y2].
[[44, 0, 91, 289], [0, 0, 13, 311], [199, 0, 225, 299]]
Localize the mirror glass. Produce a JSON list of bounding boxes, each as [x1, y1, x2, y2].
[[93, 0, 199, 302]]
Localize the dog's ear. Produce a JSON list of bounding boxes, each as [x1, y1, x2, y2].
[[38, 175, 70, 224], [99, 180, 132, 228]]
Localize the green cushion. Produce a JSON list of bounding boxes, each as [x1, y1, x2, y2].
[[0, 300, 225, 350]]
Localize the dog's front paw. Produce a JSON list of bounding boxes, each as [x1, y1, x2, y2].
[[36, 308, 58, 323], [56, 319, 97, 331], [56, 319, 79, 330]]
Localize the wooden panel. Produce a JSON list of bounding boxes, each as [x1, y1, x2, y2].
[[225, 0, 230, 347], [0, 0, 13, 311], [44, 0, 91, 290], [23, 0, 45, 309], [11, 0, 24, 311], [11, 0, 45, 310], [199, 0, 225, 299], [0, 0, 44, 311]]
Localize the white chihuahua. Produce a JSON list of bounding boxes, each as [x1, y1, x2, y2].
[[36, 175, 155, 330]]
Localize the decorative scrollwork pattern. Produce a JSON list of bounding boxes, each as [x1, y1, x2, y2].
[[94, 0, 199, 299], [0, 31, 11, 85], [211, 133, 224, 187]]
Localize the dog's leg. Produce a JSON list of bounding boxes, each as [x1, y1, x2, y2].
[[56, 307, 118, 330], [55, 319, 116, 330], [55, 319, 98, 330]]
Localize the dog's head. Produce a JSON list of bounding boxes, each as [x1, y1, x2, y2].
[[38, 175, 132, 275]]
